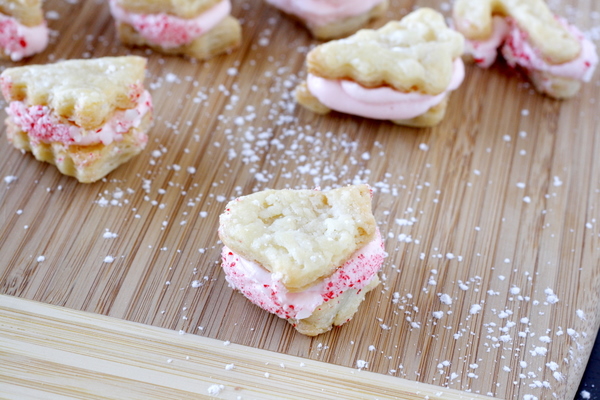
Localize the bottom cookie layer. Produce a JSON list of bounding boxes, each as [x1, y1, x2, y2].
[[6, 112, 152, 183], [116, 15, 241, 60]]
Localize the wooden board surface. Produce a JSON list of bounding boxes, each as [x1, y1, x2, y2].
[[0, 294, 492, 400], [1, 0, 599, 399]]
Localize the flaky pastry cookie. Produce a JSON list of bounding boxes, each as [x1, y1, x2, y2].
[[0, 0, 49, 61], [0, 56, 153, 183], [219, 184, 385, 336], [264, 0, 388, 40], [109, 0, 241, 60], [295, 8, 465, 127], [453, 0, 598, 99]]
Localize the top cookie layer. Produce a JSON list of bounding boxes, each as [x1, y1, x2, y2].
[[306, 8, 464, 95], [0, 0, 44, 26], [113, 0, 223, 19], [453, 0, 580, 64], [0, 56, 147, 130], [219, 185, 377, 291]]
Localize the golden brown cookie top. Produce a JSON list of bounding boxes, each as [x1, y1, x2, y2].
[[306, 8, 464, 95], [113, 0, 223, 19], [0, 56, 148, 130], [219, 185, 377, 291], [0, 0, 44, 26], [453, 0, 581, 64]]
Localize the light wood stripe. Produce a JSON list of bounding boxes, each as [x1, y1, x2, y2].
[[0, 295, 494, 400]]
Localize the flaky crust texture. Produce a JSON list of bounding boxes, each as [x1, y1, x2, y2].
[[306, 8, 464, 95], [219, 185, 377, 291], [0, 0, 43, 26], [290, 275, 380, 336], [114, 0, 222, 19], [0, 56, 147, 131], [453, 0, 580, 65], [116, 15, 241, 60]]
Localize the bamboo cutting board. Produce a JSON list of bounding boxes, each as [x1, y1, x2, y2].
[[1, 0, 599, 399]]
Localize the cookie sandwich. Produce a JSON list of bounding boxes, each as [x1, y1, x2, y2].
[[453, 0, 598, 98], [218, 185, 385, 336], [0, 0, 48, 61], [264, 0, 388, 40], [295, 8, 465, 127], [109, 0, 241, 60], [0, 56, 153, 183]]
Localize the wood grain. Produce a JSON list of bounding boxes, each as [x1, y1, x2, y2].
[[1, 0, 599, 399], [0, 294, 493, 400]]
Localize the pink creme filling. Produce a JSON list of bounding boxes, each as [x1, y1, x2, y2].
[[0, 13, 49, 61], [306, 58, 465, 121], [264, 0, 385, 27], [221, 229, 385, 320], [465, 16, 598, 82], [6, 89, 153, 147], [109, 0, 231, 48]]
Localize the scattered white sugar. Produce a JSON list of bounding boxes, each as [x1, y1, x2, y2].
[[4, 175, 17, 184], [103, 256, 115, 263], [46, 10, 60, 20], [523, 196, 531, 203], [521, 109, 530, 116], [530, 346, 548, 356], [199, 211, 208, 218], [519, 130, 527, 138], [539, 336, 552, 343], [498, 275, 506, 281], [544, 288, 559, 304], [225, 363, 235, 370], [552, 175, 564, 187], [437, 360, 451, 368], [264, 372, 270, 378], [502, 365, 511, 372], [227, 67, 238, 76], [37, 255, 45, 262], [178, 330, 185, 335], [586, 222, 593, 229], [516, 182, 526, 189], [502, 134, 511, 142], [510, 286, 521, 295], [368, 345, 376, 351], [469, 304, 482, 314], [187, 166, 196, 174], [356, 360, 368, 370], [446, 253, 455, 260], [216, 195, 227, 202], [419, 143, 429, 151], [103, 230, 118, 239], [191, 280, 203, 288], [223, 341, 231, 346], [165, 73, 179, 83], [432, 311, 444, 319], [439, 293, 453, 305], [576, 309, 586, 320], [207, 384, 224, 396], [503, 258, 511, 263], [580, 390, 591, 399], [361, 152, 370, 161], [520, 361, 528, 368], [545, 361, 559, 371]]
